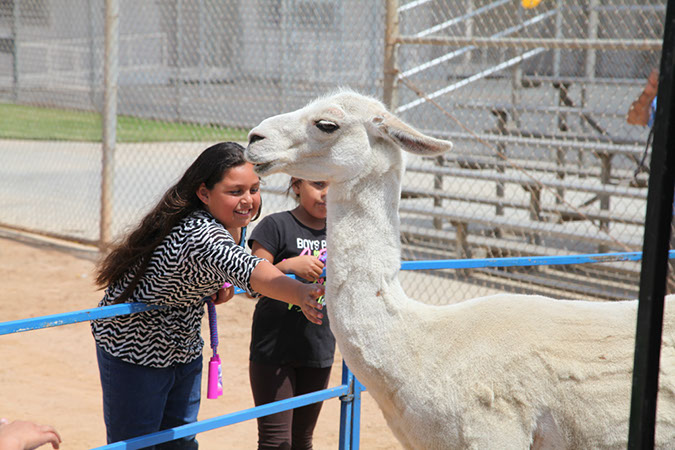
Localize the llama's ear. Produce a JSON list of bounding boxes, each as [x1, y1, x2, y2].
[[370, 113, 453, 156]]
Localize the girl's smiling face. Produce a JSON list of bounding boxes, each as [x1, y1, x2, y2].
[[197, 163, 261, 232]]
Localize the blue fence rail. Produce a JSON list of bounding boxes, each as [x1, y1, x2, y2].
[[3, 251, 668, 448], [90, 361, 364, 450], [1, 251, 662, 336]]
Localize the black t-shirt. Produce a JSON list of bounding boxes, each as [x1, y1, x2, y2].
[[247, 211, 336, 368]]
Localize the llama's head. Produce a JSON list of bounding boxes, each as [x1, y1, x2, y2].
[[245, 89, 453, 183]]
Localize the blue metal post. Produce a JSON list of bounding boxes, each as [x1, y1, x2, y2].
[[350, 375, 365, 450], [338, 361, 354, 449], [338, 361, 363, 450]]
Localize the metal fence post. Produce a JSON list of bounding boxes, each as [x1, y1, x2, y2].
[[339, 361, 362, 450], [628, 0, 675, 447], [177, 0, 184, 120], [383, 0, 399, 112], [350, 375, 364, 450], [11, 0, 20, 101], [100, 0, 119, 250], [87, 0, 97, 108], [339, 361, 354, 449]]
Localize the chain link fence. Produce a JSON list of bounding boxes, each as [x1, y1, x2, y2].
[[0, 0, 668, 302], [392, 0, 667, 301]]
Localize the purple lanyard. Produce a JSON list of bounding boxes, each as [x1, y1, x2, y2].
[[206, 226, 246, 399], [206, 299, 222, 399]]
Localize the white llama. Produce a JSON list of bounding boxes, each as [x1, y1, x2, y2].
[[245, 89, 675, 449]]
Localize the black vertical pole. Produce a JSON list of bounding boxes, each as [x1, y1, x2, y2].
[[628, 1, 675, 448]]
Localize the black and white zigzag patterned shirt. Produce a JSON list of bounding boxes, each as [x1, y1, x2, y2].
[[91, 209, 263, 368]]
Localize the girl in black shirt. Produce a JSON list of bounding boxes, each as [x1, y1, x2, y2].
[[248, 178, 336, 449]]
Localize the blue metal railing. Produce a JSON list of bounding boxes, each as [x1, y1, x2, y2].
[[91, 361, 361, 450], [1, 251, 663, 336]]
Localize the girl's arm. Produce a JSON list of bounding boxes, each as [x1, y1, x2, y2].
[[249, 260, 324, 325], [251, 241, 324, 281]]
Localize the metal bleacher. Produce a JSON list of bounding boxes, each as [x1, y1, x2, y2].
[[391, 1, 662, 300]]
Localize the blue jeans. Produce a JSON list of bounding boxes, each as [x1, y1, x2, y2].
[[96, 346, 202, 449]]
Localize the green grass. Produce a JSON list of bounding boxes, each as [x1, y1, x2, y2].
[[0, 103, 248, 142]]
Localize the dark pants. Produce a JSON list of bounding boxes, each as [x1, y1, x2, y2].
[[96, 346, 202, 449], [249, 361, 332, 450]]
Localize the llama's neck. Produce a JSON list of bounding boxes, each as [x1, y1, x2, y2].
[[326, 166, 404, 303], [325, 161, 417, 386]]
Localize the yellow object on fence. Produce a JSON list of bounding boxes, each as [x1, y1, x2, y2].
[[521, 0, 542, 8]]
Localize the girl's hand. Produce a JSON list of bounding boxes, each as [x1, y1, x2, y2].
[[250, 261, 324, 323], [211, 284, 234, 305], [287, 255, 325, 281], [296, 283, 325, 325], [0, 418, 62, 449]]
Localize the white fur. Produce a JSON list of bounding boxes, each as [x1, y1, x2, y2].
[[246, 89, 675, 449]]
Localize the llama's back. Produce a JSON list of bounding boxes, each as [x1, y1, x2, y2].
[[653, 294, 675, 448], [467, 293, 675, 449], [381, 293, 675, 449], [542, 294, 675, 448]]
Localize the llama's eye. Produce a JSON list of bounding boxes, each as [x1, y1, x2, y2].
[[315, 120, 339, 133]]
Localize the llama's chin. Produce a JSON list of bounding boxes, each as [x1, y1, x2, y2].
[[251, 161, 277, 176]]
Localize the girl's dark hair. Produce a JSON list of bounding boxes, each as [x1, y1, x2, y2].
[[96, 141, 260, 303], [286, 177, 303, 199]]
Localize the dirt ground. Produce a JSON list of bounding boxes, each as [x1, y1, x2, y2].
[[0, 233, 403, 449]]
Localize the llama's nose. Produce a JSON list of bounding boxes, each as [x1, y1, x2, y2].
[[248, 133, 265, 145]]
